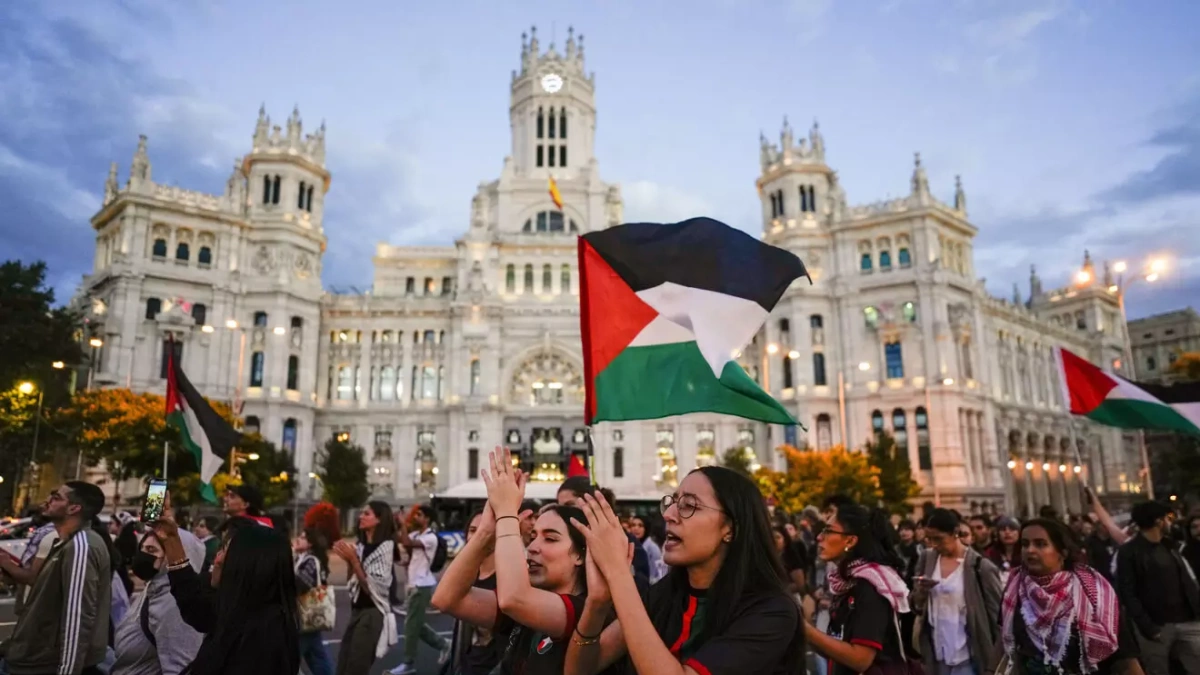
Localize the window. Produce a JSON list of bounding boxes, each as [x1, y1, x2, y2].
[[779, 318, 790, 334], [536, 145, 544, 167], [262, 176, 271, 204], [271, 175, 281, 204], [501, 264, 513, 292], [799, 185, 809, 212], [333, 366, 351, 400], [810, 314, 824, 345], [145, 297, 161, 320], [916, 407, 932, 470], [424, 277, 435, 295], [253, 311, 268, 327], [885, 341, 904, 379], [245, 416, 260, 435], [770, 193, 779, 218], [423, 330, 435, 344], [379, 366, 396, 401], [893, 409, 907, 451], [287, 355, 299, 390], [872, 410, 884, 434], [560, 146, 567, 167], [860, 253, 872, 272], [1075, 311, 1086, 330], [775, 189, 785, 217], [537, 107, 544, 138], [192, 303, 207, 326], [470, 358, 480, 395], [152, 238, 168, 258], [816, 414, 832, 450], [422, 366, 437, 399], [560, 108, 567, 138], [542, 264, 552, 292], [282, 419, 297, 453], [405, 277, 415, 295], [442, 276, 453, 296], [879, 250, 892, 269], [903, 301, 917, 323], [561, 264, 571, 293], [898, 247, 911, 268], [782, 353, 794, 389], [410, 366, 418, 400], [175, 242, 189, 261], [813, 352, 827, 386], [250, 351, 265, 387], [198, 246, 212, 267], [468, 448, 480, 479], [159, 339, 182, 379], [298, 181, 307, 209], [306, 185, 314, 212], [291, 316, 303, 329], [1147, 356, 1157, 371], [613, 447, 624, 478], [524, 264, 534, 292]]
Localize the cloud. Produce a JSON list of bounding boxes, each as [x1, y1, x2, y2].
[[965, 2, 1064, 48], [1102, 93, 1200, 205], [787, 0, 833, 42], [621, 181, 717, 226]]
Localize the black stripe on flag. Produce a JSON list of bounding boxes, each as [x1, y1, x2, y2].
[[172, 359, 241, 461], [1137, 379, 1200, 405], [581, 217, 810, 311]]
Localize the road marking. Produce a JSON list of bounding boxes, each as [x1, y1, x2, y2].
[[0, 621, 14, 627]]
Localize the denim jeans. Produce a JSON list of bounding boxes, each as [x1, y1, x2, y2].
[[300, 631, 334, 675]]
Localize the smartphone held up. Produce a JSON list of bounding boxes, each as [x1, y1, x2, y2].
[[142, 480, 168, 522]]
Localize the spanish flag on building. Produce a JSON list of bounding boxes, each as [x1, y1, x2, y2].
[[548, 176, 563, 210]]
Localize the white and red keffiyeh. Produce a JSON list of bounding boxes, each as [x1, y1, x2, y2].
[[828, 560, 912, 614], [1000, 565, 1120, 673]]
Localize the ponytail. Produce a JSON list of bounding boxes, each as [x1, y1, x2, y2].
[[835, 503, 903, 577]]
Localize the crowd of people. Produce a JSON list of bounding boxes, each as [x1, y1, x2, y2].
[[2, 449, 1198, 675]]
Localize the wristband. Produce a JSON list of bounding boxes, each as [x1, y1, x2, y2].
[[167, 558, 191, 571], [573, 626, 602, 646], [496, 533, 521, 540], [495, 515, 520, 524]]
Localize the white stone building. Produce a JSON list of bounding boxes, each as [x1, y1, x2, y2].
[[75, 28, 1146, 516]]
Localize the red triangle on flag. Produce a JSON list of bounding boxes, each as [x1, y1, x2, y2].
[[567, 454, 589, 478], [578, 239, 659, 423]]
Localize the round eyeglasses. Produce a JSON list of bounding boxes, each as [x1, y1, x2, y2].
[[660, 494, 723, 519]]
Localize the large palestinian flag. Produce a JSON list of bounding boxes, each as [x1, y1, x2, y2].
[[1056, 346, 1200, 436], [579, 218, 809, 425], [166, 347, 242, 502]]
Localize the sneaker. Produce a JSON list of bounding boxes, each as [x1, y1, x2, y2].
[[387, 664, 418, 675], [439, 644, 453, 665]]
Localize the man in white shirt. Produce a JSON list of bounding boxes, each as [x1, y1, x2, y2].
[[389, 505, 449, 675]]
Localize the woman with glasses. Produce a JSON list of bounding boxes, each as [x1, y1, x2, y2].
[[432, 447, 591, 675], [564, 466, 803, 675], [804, 502, 911, 675], [910, 509, 1002, 675]]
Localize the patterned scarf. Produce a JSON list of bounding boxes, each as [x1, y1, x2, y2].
[[828, 560, 911, 614], [1000, 565, 1119, 673]]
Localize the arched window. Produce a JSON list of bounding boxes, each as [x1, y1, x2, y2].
[[807, 186, 816, 212], [250, 351, 265, 387], [175, 242, 189, 261], [197, 246, 212, 267], [816, 414, 832, 450], [191, 303, 207, 326], [560, 145, 567, 167], [379, 366, 396, 401], [613, 447, 624, 478], [898, 247, 912, 268], [145, 297, 161, 320], [306, 185, 314, 212], [799, 185, 809, 212], [770, 193, 779, 218], [561, 264, 571, 293], [812, 352, 827, 386], [262, 176, 271, 204], [298, 181, 307, 209], [470, 358, 481, 395], [879, 250, 892, 269], [810, 314, 824, 345], [506, 264, 516, 292], [916, 407, 932, 470], [560, 107, 567, 138], [542, 264, 553, 292], [548, 108, 556, 138], [782, 353, 794, 389], [253, 311, 268, 327], [872, 410, 884, 435], [152, 238, 168, 258], [524, 264, 534, 292], [860, 253, 873, 272], [536, 107, 544, 139], [893, 408, 908, 451], [282, 418, 297, 453], [287, 355, 299, 391], [271, 175, 281, 204], [885, 341, 904, 379]]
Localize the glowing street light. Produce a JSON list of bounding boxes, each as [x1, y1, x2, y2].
[[787, 350, 801, 360], [858, 362, 871, 371], [272, 326, 286, 336], [1113, 260, 1128, 274], [766, 343, 779, 355], [17, 382, 34, 395], [1074, 269, 1092, 285], [88, 338, 103, 348], [1146, 272, 1160, 283], [247, 453, 261, 461], [1149, 258, 1168, 274], [1007, 459, 1017, 469], [51, 361, 65, 369], [226, 319, 239, 329]]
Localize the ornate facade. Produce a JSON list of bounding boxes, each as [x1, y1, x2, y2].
[[75, 29, 1144, 515]]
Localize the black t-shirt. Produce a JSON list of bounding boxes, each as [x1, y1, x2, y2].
[[495, 592, 585, 675], [645, 581, 801, 675], [458, 575, 502, 675], [352, 541, 383, 610], [826, 582, 903, 675], [1012, 598, 1139, 675]]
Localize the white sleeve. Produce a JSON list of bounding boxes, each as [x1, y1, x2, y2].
[[418, 531, 438, 554]]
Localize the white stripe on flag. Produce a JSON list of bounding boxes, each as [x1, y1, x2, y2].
[[182, 404, 223, 483], [635, 282, 769, 377]]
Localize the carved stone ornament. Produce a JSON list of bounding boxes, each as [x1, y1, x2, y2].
[[294, 253, 313, 279], [948, 303, 971, 331], [251, 246, 276, 275]]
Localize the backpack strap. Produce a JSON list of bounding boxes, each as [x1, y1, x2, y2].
[[140, 592, 156, 647]]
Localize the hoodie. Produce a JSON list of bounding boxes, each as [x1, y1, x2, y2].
[[111, 530, 207, 675]]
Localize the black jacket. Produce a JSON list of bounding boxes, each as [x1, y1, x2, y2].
[[1115, 535, 1200, 638]]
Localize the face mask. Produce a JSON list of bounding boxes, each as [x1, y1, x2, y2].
[[131, 551, 162, 581]]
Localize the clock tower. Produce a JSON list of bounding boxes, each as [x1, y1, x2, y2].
[[509, 26, 595, 178]]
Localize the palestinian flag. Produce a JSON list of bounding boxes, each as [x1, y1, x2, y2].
[[1056, 347, 1200, 435], [579, 218, 808, 425], [166, 346, 242, 502]]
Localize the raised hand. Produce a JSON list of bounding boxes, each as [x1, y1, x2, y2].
[[571, 492, 635, 581], [481, 446, 526, 517], [151, 490, 179, 541]]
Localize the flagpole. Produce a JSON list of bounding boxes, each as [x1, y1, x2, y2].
[[163, 441, 169, 481], [586, 426, 597, 487]]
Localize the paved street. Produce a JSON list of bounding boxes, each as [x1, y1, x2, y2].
[[0, 588, 458, 675]]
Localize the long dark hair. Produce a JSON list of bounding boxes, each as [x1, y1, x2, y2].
[[303, 526, 330, 577], [1022, 518, 1085, 571], [772, 524, 806, 572], [358, 500, 397, 544], [191, 525, 300, 673], [650, 467, 802, 668], [833, 503, 904, 578], [537, 504, 589, 592]]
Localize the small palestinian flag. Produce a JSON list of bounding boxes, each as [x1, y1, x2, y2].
[[1056, 347, 1200, 435], [579, 218, 808, 425], [166, 345, 242, 502]]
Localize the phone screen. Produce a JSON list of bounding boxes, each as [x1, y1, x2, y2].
[[142, 480, 168, 522]]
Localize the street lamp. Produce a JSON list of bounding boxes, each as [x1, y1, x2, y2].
[[17, 382, 34, 395], [51, 361, 64, 370], [86, 338, 103, 390]]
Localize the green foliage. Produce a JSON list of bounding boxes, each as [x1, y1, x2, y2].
[[720, 446, 757, 477], [317, 438, 369, 510], [754, 445, 882, 515], [864, 431, 922, 514], [0, 260, 83, 396]]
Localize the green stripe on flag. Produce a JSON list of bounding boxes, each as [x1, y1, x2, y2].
[[168, 410, 219, 504], [1088, 398, 1200, 436]]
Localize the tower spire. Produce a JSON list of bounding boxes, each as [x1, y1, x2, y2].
[[129, 134, 151, 187], [103, 162, 119, 206], [954, 174, 967, 214], [910, 152, 929, 201]]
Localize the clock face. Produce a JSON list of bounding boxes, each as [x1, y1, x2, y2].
[[541, 73, 563, 93]]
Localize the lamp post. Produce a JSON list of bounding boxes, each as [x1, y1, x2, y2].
[[225, 320, 248, 474], [16, 382, 43, 510], [86, 337, 104, 390]]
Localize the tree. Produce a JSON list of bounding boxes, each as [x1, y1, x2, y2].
[[864, 432, 922, 514], [0, 260, 83, 396], [169, 433, 296, 508], [1170, 352, 1200, 383], [317, 438, 369, 510], [720, 446, 758, 477], [753, 445, 881, 515]]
